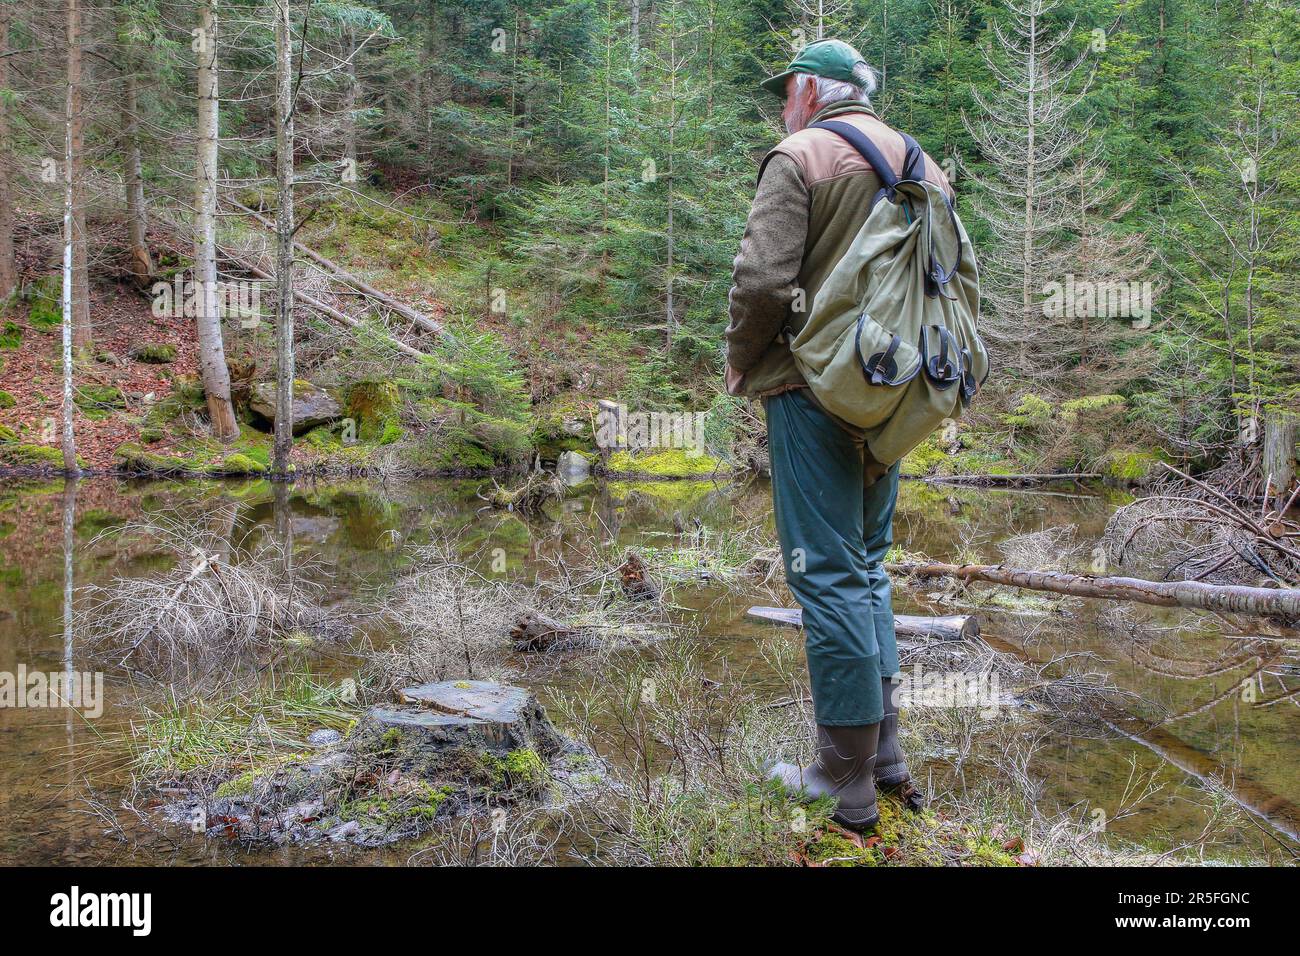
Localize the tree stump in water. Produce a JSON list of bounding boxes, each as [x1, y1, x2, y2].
[[349, 680, 566, 775], [510, 609, 576, 651], [618, 551, 659, 602]]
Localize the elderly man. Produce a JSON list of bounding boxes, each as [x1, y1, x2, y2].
[[725, 39, 951, 830]]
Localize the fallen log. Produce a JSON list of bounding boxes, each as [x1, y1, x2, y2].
[[919, 472, 1102, 486], [886, 561, 1300, 621], [510, 610, 575, 652], [746, 606, 979, 641], [228, 199, 452, 342], [236, 258, 430, 360]]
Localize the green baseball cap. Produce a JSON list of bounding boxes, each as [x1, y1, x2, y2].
[[761, 39, 867, 98]]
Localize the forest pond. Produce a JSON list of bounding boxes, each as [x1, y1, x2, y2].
[[1, 475, 1296, 865]]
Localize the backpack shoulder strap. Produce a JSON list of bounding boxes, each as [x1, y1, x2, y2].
[[809, 120, 926, 202]]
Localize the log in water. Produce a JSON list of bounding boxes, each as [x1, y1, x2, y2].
[[746, 606, 979, 641], [886, 561, 1300, 621]]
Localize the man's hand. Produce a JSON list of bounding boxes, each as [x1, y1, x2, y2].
[[725, 363, 745, 396]]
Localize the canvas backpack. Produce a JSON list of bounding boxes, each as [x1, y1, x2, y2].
[[788, 121, 989, 466]]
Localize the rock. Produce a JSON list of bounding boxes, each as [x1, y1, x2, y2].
[[291, 515, 341, 543], [307, 729, 343, 747], [328, 820, 361, 842], [249, 380, 342, 435], [556, 450, 591, 485], [130, 342, 177, 364]]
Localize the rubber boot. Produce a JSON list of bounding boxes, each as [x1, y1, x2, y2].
[[767, 723, 881, 831], [876, 677, 925, 811]]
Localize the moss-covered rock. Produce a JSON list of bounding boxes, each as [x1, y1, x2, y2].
[[1102, 448, 1167, 482], [404, 398, 533, 473], [0, 443, 85, 470], [605, 447, 729, 479], [249, 379, 343, 435], [0, 390, 14, 409], [0, 425, 17, 443], [219, 453, 268, 475], [114, 442, 194, 475], [24, 275, 61, 329], [345, 381, 401, 443], [115, 425, 273, 476], [130, 343, 177, 364], [74, 384, 126, 411]]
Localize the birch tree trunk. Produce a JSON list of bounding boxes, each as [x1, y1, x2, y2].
[[67, 0, 90, 348], [61, 18, 79, 475], [272, 0, 295, 475], [0, 1, 17, 300], [194, 0, 239, 442]]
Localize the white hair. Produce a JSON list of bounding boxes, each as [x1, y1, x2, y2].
[[794, 61, 879, 105]]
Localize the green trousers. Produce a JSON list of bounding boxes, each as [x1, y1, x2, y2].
[[765, 389, 901, 726]]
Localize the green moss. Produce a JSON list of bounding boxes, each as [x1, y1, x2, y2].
[[1103, 448, 1166, 482], [606, 447, 728, 479], [407, 784, 453, 821], [963, 834, 1020, 866], [900, 436, 949, 477], [503, 748, 546, 785], [220, 453, 267, 475], [805, 830, 882, 866], [215, 769, 259, 799], [607, 479, 715, 510], [130, 343, 177, 364], [0, 321, 22, 349], [114, 442, 193, 475], [404, 400, 532, 473], [74, 384, 126, 410], [0, 425, 15, 443], [116, 424, 272, 476], [303, 426, 341, 450], [25, 276, 61, 329], [0, 390, 14, 409], [345, 381, 401, 443], [0, 443, 84, 469], [531, 395, 596, 459]]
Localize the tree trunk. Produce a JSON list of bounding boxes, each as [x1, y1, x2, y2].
[[1263, 411, 1298, 512], [272, 0, 296, 476], [891, 561, 1300, 620], [194, 0, 239, 443], [342, 27, 358, 169], [122, 27, 154, 287], [67, 0, 90, 348], [60, 0, 83, 474], [0, 2, 17, 300]]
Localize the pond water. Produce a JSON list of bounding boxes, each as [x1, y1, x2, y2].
[[1, 475, 1296, 865]]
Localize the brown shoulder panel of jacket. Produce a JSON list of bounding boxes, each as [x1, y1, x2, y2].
[[768, 111, 954, 197]]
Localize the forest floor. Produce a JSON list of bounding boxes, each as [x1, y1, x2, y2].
[[0, 183, 1169, 484]]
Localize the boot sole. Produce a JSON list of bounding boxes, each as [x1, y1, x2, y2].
[[831, 808, 881, 832]]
